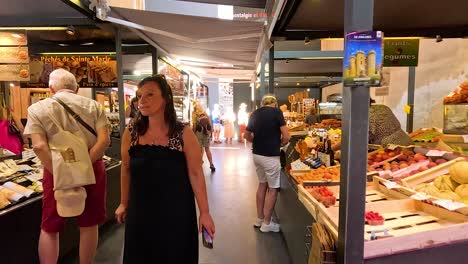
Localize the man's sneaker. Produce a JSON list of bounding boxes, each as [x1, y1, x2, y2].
[[254, 218, 263, 228], [260, 221, 280, 233], [210, 165, 216, 172]]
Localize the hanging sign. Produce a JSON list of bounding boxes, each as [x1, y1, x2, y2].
[[0, 64, 30, 81], [343, 31, 383, 87], [383, 39, 419, 67], [0, 47, 29, 63], [21, 53, 117, 88], [0, 32, 27, 46]]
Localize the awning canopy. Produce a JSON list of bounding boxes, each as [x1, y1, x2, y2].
[[274, 0, 468, 39], [107, 6, 265, 78], [177, 0, 266, 9]]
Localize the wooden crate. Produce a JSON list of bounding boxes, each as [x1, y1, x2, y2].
[[323, 199, 468, 259], [373, 176, 417, 200], [400, 157, 465, 187]]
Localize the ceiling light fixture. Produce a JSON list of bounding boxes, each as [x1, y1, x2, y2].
[[304, 36, 311, 45], [296, 83, 300, 86], [58, 43, 69, 47], [9, 83, 14, 87], [66, 25, 76, 36], [275, 83, 278, 86], [307, 88, 310, 92], [133, 70, 141, 76], [81, 42, 94, 46], [436, 35, 443, 43]]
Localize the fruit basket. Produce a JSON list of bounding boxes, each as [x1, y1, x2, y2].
[[290, 166, 340, 185]]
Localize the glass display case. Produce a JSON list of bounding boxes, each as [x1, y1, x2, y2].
[[318, 102, 342, 121], [444, 103, 468, 134]]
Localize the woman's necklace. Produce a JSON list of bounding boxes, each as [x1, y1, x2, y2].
[[146, 129, 167, 145]]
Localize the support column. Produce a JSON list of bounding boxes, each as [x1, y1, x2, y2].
[[115, 26, 126, 136], [406, 67, 416, 133], [338, 0, 374, 263], [260, 57, 266, 97], [269, 46, 275, 94], [152, 46, 158, 74]]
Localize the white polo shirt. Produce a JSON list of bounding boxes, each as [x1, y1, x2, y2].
[[24, 90, 109, 149]]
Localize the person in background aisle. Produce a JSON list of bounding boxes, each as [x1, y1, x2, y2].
[[245, 94, 290, 233], [24, 69, 110, 264], [369, 98, 413, 146], [125, 97, 138, 119], [193, 104, 216, 172], [305, 107, 319, 126], [223, 108, 236, 144], [211, 104, 222, 144], [237, 103, 249, 143], [115, 75, 215, 263]]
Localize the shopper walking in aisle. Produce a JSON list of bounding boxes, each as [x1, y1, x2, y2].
[[237, 103, 249, 143], [24, 69, 110, 264], [115, 75, 215, 263], [125, 96, 138, 119], [211, 104, 222, 143], [245, 94, 290, 233], [222, 108, 236, 144], [193, 104, 216, 172]]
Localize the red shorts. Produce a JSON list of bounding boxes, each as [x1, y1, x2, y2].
[[239, 124, 246, 133], [41, 160, 107, 233]]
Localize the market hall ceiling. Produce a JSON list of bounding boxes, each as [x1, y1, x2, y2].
[[176, 0, 266, 9], [274, 0, 468, 39], [0, 0, 95, 26]]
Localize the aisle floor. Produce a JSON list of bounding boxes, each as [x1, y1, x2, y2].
[[64, 142, 291, 264]]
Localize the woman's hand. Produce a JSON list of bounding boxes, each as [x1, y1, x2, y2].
[[199, 212, 215, 238], [115, 203, 127, 224]]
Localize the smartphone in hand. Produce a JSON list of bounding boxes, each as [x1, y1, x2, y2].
[[202, 227, 213, 249]]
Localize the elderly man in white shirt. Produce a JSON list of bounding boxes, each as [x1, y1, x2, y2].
[[24, 69, 110, 264]]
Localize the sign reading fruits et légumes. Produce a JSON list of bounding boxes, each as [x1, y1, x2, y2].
[[383, 39, 419, 67]]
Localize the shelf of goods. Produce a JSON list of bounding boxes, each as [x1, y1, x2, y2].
[[0, 153, 122, 263], [291, 144, 468, 263]]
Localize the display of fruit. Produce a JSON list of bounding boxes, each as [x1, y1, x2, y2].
[[415, 183, 441, 197], [303, 166, 340, 181], [409, 129, 442, 142], [365, 211, 385, 226], [449, 161, 468, 184], [433, 190, 462, 202], [434, 175, 460, 192], [455, 185, 468, 204], [368, 149, 402, 167], [443, 82, 468, 104], [306, 186, 337, 207]]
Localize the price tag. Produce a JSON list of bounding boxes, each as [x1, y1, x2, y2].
[[25, 173, 43, 182], [22, 149, 36, 159], [433, 200, 467, 211], [426, 150, 447, 157], [381, 181, 400, 189], [410, 193, 431, 201], [462, 135, 468, 143]]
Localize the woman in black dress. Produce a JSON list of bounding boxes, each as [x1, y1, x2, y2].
[[115, 75, 215, 263]]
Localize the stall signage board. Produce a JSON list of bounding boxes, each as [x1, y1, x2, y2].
[[21, 54, 117, 88], [343, 31, 383, 87], [0, 32, 27, 46], [383, 39, 419, 67], [0, 64, 30, 81], [0, 47, 29, 63]]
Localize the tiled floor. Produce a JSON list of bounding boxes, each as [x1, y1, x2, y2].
[[63, 142, 291, 264]]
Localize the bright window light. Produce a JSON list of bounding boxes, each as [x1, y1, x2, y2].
[[217, 5, 233, 20]]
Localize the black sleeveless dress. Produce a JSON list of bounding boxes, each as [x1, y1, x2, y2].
[[123, 123, 198, 263]]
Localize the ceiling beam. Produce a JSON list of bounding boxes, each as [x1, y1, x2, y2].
[[272, 0, 302, 37], [0, 17, 95, 27]]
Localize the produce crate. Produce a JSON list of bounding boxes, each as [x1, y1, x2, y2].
[[322, 199, 468, 259], [399, 157, 465, 187]]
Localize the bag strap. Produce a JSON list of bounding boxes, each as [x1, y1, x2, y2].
[[52, 97, 97, 137]]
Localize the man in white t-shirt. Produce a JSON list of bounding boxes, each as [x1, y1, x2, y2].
[[24, 69, 110, 264]]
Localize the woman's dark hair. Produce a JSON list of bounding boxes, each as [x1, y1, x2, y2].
[[133, 75, 178, 137]]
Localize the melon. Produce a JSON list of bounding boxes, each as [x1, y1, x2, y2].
[[450, 162, 468, 184], [455, 184, 468, 199]]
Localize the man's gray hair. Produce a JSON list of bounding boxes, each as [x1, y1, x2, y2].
[[49, 69, 78, 92]]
